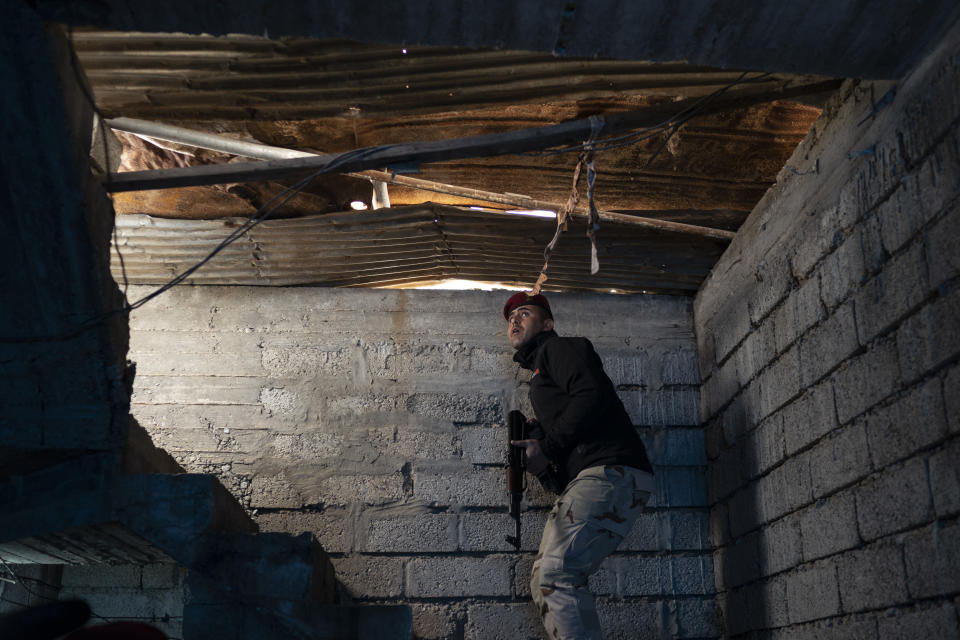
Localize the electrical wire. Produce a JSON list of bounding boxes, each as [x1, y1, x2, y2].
[[525, 71, 772, 157]]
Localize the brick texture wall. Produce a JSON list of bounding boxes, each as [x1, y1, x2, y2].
[[126, 287, 715, 639], [694, 22, 960, 639]]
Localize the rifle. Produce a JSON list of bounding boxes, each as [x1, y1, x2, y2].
[[505, 409, 527, 551]]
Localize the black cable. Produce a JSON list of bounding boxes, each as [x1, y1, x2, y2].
[[525, 71, 772, 157]]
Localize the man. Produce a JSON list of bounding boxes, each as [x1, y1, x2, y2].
[[504, 291, 655, 640]]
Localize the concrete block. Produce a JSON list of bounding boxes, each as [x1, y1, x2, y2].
[[760, 454, 813, 522], [411, 602, 462, 640], [413, 464, 502, 507], [927, 199, 960, 289], [798, 301, 859, 387], [865, 377, 948, 468], [405, 392, 502, 425], [762, 575, 791, 629], [699, 357, 740, 422], [860, 211, 886, 276], [785, 559, 840, 624], [903, 520, 960, 599], [460, 428, 504, 465], [916, 130, 960, 223], [642, 427, 706, 466], [608, 555, 660, 596], [774, 612, 879, 640], [835, 170, 869, 232], [853, 239, 929, 344], [406, 556, 511, 597], [459, 510, 546, 552], [735, 321, 776, 386], [781, 381, 837, 456], [598, 347, 652, 387], [623, 388, 701, 427], [669, 554, 715, 595], [819, 229, 866, 311], [587, 556, 618, 596], [832, 337, 901, 425], [929, 437, 960, 518], [247, 474, 315, 510], [310, 473, 406, 508], [799, 490, 859, 561], [465, 603, 545, 640], [596, 598, 663, 640], [856, 456, 932, 541], [331, 555, 403, 599], [392, 429, 460, 462], [132, 375, 262, 406], [514, 555, 535, 598], [758, 343, 801, 419], [255, 507, 354, 554], [876, 602, 959, 640], [142, 564, 183, 590], [790, 205, 844, 280], [772, 275, 826, 356], [655, 467, 707, 508], [620, 511, 661, 552], [947, 365, 960, 434], [675, 597, 720, 638], [744, 414, 786, 477], [666, 510, 709, 551], [761, 513, 802, 576], [60, 564, 141, 589], [709, 503, 730, 550], [713, 297, 752, 365], [722, 582, 764, 635], [720, 394, 752, 447], [897, 281, 960, 382], [836, 543, 909, 612], [659, 347, 700, 385], [728, 484, 762, 539], [360, 512, 457, 553], [704, 417, 722, 460], [706, 443, 745, 504], [76, 589, 182, 620], [809, 421, 871, 498], [877, 178, 923, 255], [749, 253, 794, 325], [717, 531, 762, 588]]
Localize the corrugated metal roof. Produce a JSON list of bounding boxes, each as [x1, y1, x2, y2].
[[71, 29, 827, 294], [112, 205, 726, 294], [72, 30, 816, 120]]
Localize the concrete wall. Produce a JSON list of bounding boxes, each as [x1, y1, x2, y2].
[[0, 6, 130, 465], [126, 286, 715, 639], [58, 564, 184, 638], [694, 21, 960, 639]]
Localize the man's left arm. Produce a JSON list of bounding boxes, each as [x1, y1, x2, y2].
[[539, 339, 613, 460]]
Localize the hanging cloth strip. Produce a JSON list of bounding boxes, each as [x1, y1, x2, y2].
[[531, 116, 604, 294]]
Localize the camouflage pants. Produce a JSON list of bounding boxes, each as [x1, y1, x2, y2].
[[530, 465, 654, 640]]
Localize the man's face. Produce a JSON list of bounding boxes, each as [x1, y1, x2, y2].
[[507, 304, 554, 349]]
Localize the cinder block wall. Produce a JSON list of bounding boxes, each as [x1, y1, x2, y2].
[[694, 23, 960, 638], [58, 564, 185, 638], [126, 286, 716, 639]]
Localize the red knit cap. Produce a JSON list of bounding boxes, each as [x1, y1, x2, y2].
[[503, 292, 552, 320]]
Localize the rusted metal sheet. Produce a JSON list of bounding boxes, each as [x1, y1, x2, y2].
[[112, 205, 727, 294]]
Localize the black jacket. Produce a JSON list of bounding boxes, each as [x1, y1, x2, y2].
[[513, 329, 653, 485]]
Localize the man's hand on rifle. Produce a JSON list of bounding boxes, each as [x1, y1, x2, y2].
[[510, 438, 548, 475]]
